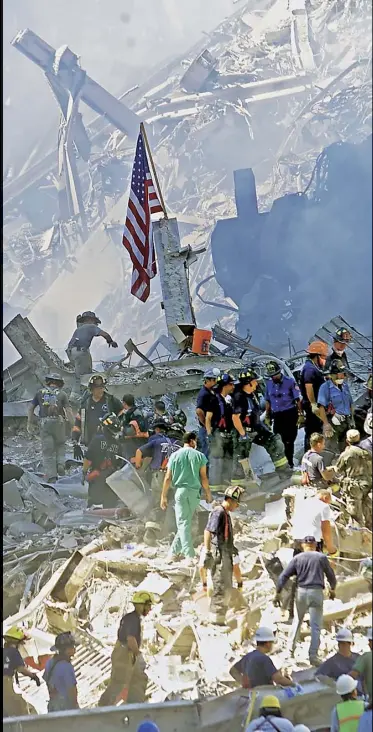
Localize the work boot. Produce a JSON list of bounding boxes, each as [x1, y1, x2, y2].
[[309, 656, 322, 666]]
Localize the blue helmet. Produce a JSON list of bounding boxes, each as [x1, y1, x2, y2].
[[137, 722, 160, 732]]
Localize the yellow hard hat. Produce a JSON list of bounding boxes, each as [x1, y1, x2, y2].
[[132, 591, 153, 605], [261, 695, 281, 710], [3, 626, 28, 641]]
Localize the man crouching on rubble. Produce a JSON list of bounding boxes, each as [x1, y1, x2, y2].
[[99, 591, 153, 707]]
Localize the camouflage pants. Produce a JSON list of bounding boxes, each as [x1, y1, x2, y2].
[[98, 642, 148, 706], [40, 417, 66, 481], [324, 419, 352, 459], [341, 479, 372, 527], [210, 546, 233, 619]]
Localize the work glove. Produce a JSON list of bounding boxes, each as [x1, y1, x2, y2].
[[323, 423, 334, 438], [329, 589, 336, 600], [31, 673, 41, 687], [109, 340, 118, 348], [203, 551, 214, 570], [311, 403, 320, 416], [297, 413, 305, 428], [73, 443, 84, 461], [238, 434, 249, 443], [273, 593, 282, 608]]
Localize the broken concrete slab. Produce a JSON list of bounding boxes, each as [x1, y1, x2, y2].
[[3, 400, 32, 418], [7, 521, 46, 537], [3, 478, 24, 508], [161, 623, 199, 659], [3, 509, 33, 527], [50, 550, 95, 605]]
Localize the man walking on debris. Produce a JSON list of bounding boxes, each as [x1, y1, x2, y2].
[[28, 373, 74, 483], [72, 374, 124, 458], [275, 535, 337, 666], [299, 341, 328, 450], [121, 393, 149, 461], [99, 591, 153, 707], [196, 367, 221, 457], [317, 360, 354, 457], [67, 311, 118, 397], [44, 632, 79, 712], [161, 431, 212, 563], [264, 361, 302, 469], [230, 627, 294, 689], [205, 373, 235, 488], [82, 412, 123, 508], [202, 485, 243, 624], [316, 629, 361, 685], [232, 367, 290, 483], [333, 429, 372, 527], [135, 418, 181, 545], [3, 626, 41, 717]]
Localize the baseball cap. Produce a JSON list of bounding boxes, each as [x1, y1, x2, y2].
[[336, 628, 353, 642], [303, 536, 317, 544]]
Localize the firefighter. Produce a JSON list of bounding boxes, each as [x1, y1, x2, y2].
[[195, 368, 221, 457], [3, 626, 41, 718], [202, 485, 244, 625], [264, 361, 302, 468], [82, 412, 123, 508], [205, 373, 235, 488], [28, 373, 74, 483], [232, 367, 290, 483], [325, 327, 352, 374], [334, 429, 372, 528], [134, 419, 181, 545], [121, 394, 149, 461], [71, 374, 124, 458], [66, 311, 118, 397], [44, 632, 79, 712], [317, 360, 354, 458], [148, 400, 173, 432], [299, 341, 329, 451], [98, 591, 153, 706]]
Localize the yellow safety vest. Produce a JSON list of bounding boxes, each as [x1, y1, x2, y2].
[[336, 699, 365, 732]]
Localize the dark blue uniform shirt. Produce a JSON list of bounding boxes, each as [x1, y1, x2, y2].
[[196, 386, 216, 424], [140, 433, 180, 470], [300, 360, 325, 406], [3, 647, 24, 677], [265, 375, 300, 413], [233, 649, 277, 687]]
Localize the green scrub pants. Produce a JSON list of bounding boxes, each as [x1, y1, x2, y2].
[[170, 487, 200, 558]]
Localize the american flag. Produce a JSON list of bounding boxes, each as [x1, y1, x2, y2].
[[122, 129, 164, 302]]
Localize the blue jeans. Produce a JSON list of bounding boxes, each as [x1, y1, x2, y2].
[[198, 425, 209, 459], [289, 587, 324, 660]]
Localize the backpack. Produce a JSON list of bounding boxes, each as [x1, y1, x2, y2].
[[40, 388, 60, 417]]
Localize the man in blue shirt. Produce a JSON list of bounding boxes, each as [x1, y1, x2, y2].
[[230, 626, 294, 689], [317, 360, 354, 458], [299, 341, 329, 450], [264, 361, 302, 468], [316, 628, 362, 693], [44, 632, 79, 712], [195, 368, 221, 458]]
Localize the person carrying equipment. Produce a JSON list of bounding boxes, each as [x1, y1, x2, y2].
[[3, 626, 41, 718], [317, 360, 354, 458], [82, 412, 124, 508], [264, 361, 302, 469], [299, 341, 329, 450], [66, 311, 118, 397], [28, 373, 74, 483], [71, 374, 124, 458], [43, 632, 79, 712], [206, 373, 235, 488], [99, 591, 153, 707], [232, 367, 290, 483], [202, 485, 243, 624]]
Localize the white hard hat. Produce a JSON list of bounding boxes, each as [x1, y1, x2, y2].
[[254, 627, 276, 643], [367, 628, 372, 640], [336, 628, 353, 643], [294, 725, 311, 732], [336, 674, 358, 695]]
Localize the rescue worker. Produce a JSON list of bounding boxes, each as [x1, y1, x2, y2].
[[205, 373, 235, 488], [299, 341, 328, 450], [316, 629, 361, 684], [245, 695, 295, 732], [354, 374, 372, 437], [325, 328, 352, 374], [196, 367, 221, 457], [28, 373, 74, 483], [135, 419, 181, 545], [44, 632, 79, 712], [199, 546, 243, 593], [202, 485, 244, 624], [275, 536, 337, 665], [82, 412, 123, 508], [359, 409, 372, 454], [230, 626, 294, 688], [72, 374, 124, 458], [317, 360, 354, 457], [232, 367, 290, 483], [291, 488, 337, 555], [148, 400, 173, 432], [66, 311, 118, 397], [161, 431, 212, 563], [264, 361, 302, 468], [300, 432, 339, 489], [350, 628, 372, 702], [99, 591, 153, 706], [3, 626, 41, 718], [121, 394, 149, 461], [330, 675, 364, 732], [333, 429, 372, 527]]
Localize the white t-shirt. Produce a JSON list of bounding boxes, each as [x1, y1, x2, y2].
[[291, 497, 331, 542]]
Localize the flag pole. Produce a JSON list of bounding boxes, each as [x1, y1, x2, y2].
[[140, 122, 168, 219]]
